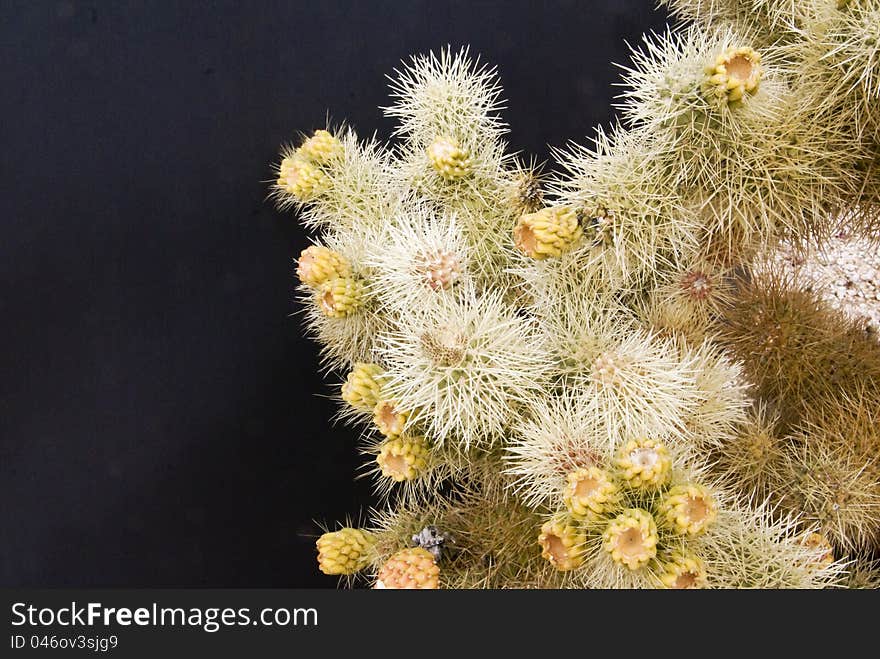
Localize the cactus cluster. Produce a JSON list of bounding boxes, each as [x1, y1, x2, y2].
[[270, 3, 880, 588]]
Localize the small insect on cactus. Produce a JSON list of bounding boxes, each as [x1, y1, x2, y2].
[[272, 0, 880, 589]]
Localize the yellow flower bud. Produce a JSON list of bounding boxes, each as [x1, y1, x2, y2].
[[375, 547, 439, 589], [563, 467, 619, 521], [296, 245, 350, 288], [657, 551, 707, 589], [702, 46, 763, 108], [276, 156, 327, 201], [538, 517, 586, 571], [373, 399, 410, 438], [514, 207, 582, 260], [376, 435, 429, 482], [316, 527, 376, 575], [615, 439, 673, 490], [341, 363, 386, 412], [317, 276, 364, 318], [427, 136, 472, 180], [658, 484, 718, 536], [297, 129, 343, 164], [602, 508, 658, 570]]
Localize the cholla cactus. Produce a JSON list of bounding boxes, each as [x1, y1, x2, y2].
[[270, 5, 880, 589], [719, 266, 880, 430], [770, 437, 880, 551], [659, 0, 828, 43], [363, 207, 471, 314], [375, 287, 552, 450], [841, 552, 880, 589], [575, 330, 706, 446], [712, 401, 785, 497], [638, 258, 734, 342]]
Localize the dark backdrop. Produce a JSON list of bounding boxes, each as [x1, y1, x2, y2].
[[0, 0, 667, 586]]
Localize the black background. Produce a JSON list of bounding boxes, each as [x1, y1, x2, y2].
[[0, 0, 667, 586]]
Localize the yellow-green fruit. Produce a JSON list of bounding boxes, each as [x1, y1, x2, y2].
[[376, 435, 429, 482], [426, 136, 472, 180], [563, 467, 618, 521], [538, 517, 586, 571], [615, 438, 672, 490], [514, 207, 582, 260], [316, 528, 376, 575], [658, 484, 718, 536], [602, 508, 658, 570], [341, 363, 386, 412], [297, 129, 343, 164], [375, 547, 439, 589], [317, 276, 364, 318], [296, 245, 350, 288], [703, 46, 762, 108], [373, 399, 410, 438], [277, 156, 327, 201], [657, 551, 707, 589]]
